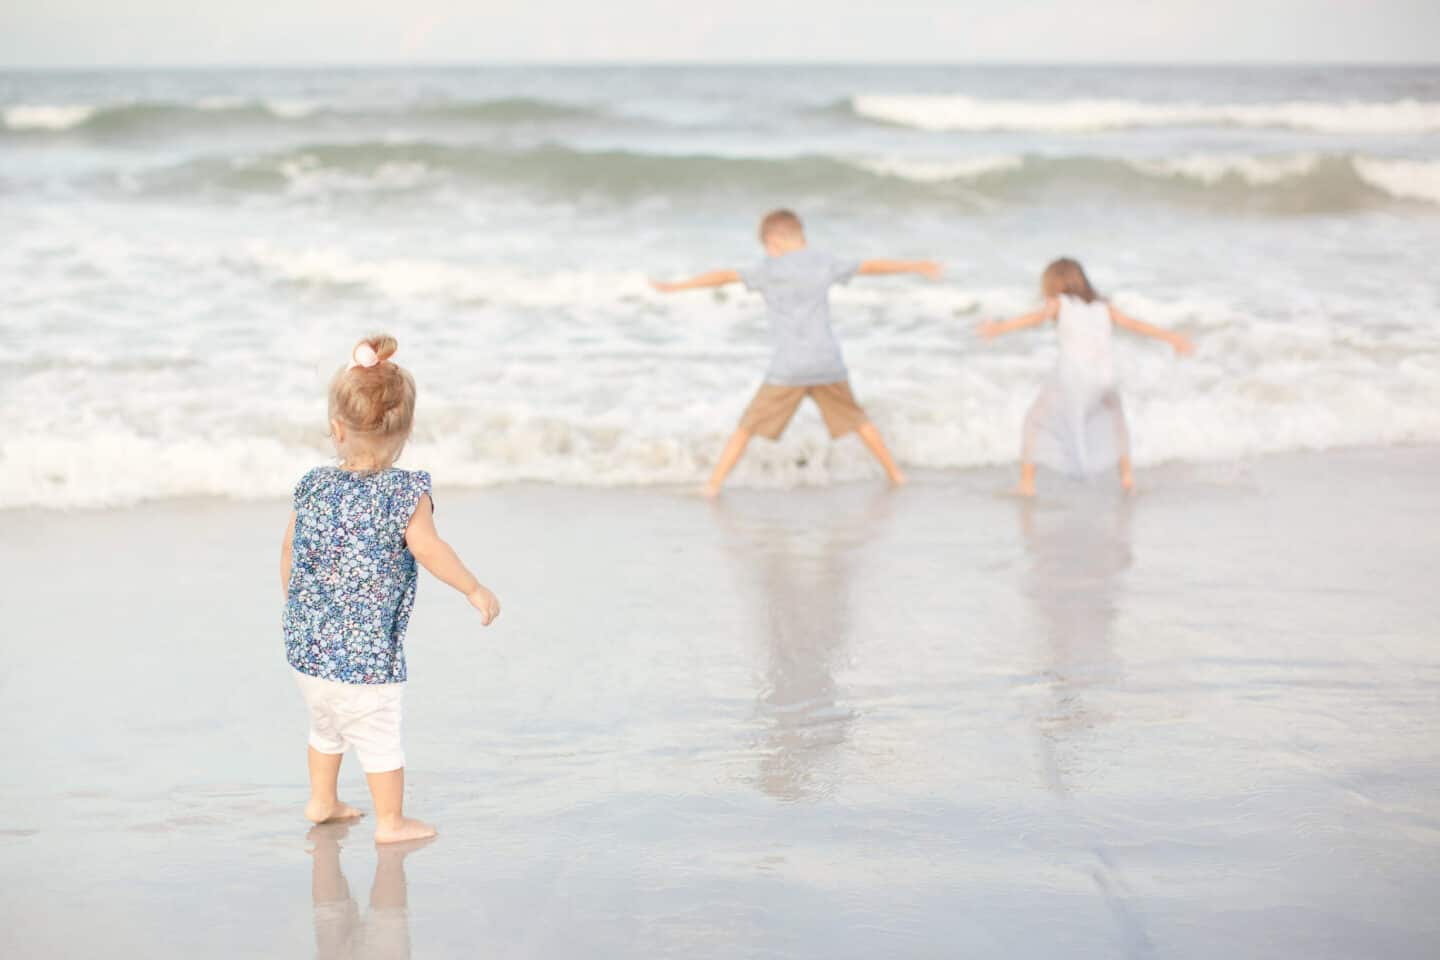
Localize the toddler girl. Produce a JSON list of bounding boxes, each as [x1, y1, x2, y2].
[[980, 259, 1193, 496], [281, 335, 500, 843]]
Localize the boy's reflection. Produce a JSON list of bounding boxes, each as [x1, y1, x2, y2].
[[714, 489, 891, 801], [308, 822, 431, 960]]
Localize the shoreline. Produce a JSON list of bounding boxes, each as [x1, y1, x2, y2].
[[5, 440, 1434, 516]]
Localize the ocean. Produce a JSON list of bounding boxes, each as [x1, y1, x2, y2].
[[3, 64, 1438, 507]]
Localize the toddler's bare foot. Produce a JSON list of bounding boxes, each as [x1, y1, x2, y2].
[[306, 799, 364, 824], [701, 482, 722, 499], [306, 821, 353, 848], [1120, 471, 1136, 494], [375, 817, 437, 844]]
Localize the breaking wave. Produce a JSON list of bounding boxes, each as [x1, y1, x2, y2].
[[848, 94, 1440, 134], [125, 142, 1440, 210]]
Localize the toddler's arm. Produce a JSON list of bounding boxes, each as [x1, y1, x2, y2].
[[978, 298, 1059, 340], [404, 495, 501, 625], [280, 512, 295, 598], [650, 269, 742, 293], [1108, 303, 1194, 355], [858, 259, 942, 280]]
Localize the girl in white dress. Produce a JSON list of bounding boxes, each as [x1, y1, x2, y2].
[[980, 258, 1193, 496]]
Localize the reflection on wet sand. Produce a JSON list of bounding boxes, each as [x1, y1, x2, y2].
[[1018, 495, 1154, 957], [713, 490, 892, 802], [1019, 496, 1133, 795], [308, 823, 431, 960]]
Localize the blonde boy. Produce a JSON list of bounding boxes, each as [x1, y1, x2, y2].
[[653, 209, 940, 495]]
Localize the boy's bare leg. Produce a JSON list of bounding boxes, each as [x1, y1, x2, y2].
[[306, 746, 364, 823], [367, 767, 436, 844], [705, 428, 752, 497], [1018, 462, 1037, 497], [855, 422, 907, 486]]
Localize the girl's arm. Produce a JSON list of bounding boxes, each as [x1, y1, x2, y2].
[[858, 259, 942, 280], [404, 494, 501, 625], [280, 512, 295, 598], [650, 269, 742, 294], [1108, 303, 1194, 355], [978, 298, 1059, 340]]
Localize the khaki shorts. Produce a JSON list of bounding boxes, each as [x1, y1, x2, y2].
[[738, 381, 869, 440]]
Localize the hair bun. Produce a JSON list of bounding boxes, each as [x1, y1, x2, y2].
[[356, 334, 398, 364]]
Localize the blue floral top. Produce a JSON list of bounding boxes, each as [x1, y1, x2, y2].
[[284, 466, 432, 684]]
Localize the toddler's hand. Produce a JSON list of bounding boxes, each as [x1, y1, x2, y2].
[[649, 279, 678, 294], [977, 320, 1001, 340], [918, 261, 943, 281], [1172, 334, 1195, 356], [467, 587, 501, 625]]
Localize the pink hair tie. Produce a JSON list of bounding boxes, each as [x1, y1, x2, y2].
[[348, 343, 380, 370]]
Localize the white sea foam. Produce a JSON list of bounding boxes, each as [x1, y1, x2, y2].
[[851, 95, 1440, 134], [848, 155, 1025, 183], [1132, 153, 1323, 186], [843, 150, 1440, 205], [243, 243, 652, 305], [2, 104, 96, 131], [275, 156, 433, 197], [4, 280, 1438, 508], [1352, 157, 1440, 205]]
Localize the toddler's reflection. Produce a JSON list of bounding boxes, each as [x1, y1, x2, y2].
[[308, 822, 432, 960]]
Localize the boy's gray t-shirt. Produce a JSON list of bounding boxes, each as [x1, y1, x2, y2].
[[738, 247, 861, 386]]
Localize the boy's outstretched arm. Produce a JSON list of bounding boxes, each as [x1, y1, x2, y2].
[[281, 511, 295, 598], [404, 494, 501, 624], [978, 298, 1059, 340], [858, 259, 942, 280], [650, 269, 742, 294], [1109, 303, 1194, 355]]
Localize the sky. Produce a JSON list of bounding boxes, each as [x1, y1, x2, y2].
[[2, 0, 1438, 68]]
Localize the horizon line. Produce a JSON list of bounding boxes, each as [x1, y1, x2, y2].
[[3, 57, 1438, 72]]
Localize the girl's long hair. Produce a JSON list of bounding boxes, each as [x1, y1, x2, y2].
[[1041, 258, 1100, 303]]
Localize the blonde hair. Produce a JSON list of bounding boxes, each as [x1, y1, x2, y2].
[[328, 334, 416, 471], [1041, 258, 1100, 303], [759, 208, 804, 243]]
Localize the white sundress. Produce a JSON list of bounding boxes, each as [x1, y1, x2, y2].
[[1022, 295, 1130, 476]]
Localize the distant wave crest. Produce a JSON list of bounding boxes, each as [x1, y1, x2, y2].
[[0, 96, 607, 137], [848, 94, 1440, 134], [125, 142, 1440, 210]]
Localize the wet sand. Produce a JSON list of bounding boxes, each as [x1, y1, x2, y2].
[[2, 448, 1438, 958]]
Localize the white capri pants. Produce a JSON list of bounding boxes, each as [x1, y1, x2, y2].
[[294, 670, 406, 774]]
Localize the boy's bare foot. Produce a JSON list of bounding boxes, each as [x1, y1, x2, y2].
[[888, 470, 908, 486], [306, 799, 364, 824], [701, 482, 722, 499], [375, 817, 437, 844]]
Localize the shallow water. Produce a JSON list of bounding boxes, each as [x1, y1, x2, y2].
[[1, 448, 1437, 957], [3, 65, 1440, 506]]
